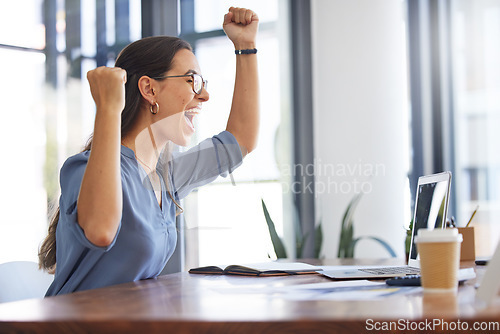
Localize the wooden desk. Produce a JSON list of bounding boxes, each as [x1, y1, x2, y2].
[[0, 259, 499, 333]]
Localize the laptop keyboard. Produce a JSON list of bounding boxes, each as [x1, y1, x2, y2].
[[359, 266, 420, 275]]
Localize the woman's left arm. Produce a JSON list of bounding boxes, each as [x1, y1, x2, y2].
[[223, 7, 259, 157]]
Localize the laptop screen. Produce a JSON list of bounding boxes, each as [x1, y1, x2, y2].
[[408, 172, 452, 265]]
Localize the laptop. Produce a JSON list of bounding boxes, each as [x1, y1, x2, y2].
[[322, 171, 452, 279]]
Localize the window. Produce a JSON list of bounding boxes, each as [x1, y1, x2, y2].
[[0, 0, 141, 263], [407, 0, 500, 258], [0, 0, 293, 269], [0, 1, 46, 263], [450, 0, 500, 257], [180, 0, 291, 267]]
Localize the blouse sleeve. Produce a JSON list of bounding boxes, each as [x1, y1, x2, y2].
[[58, 153, 119, 251], [166, 131, 243, 199]]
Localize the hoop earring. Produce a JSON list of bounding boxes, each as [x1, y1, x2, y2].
[[150, 102, 159, 115]]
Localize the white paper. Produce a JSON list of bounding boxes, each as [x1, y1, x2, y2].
[[279, 280, 422, 301], [316, 265, 398, 271]]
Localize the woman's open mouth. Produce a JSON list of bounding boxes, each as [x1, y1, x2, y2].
[[184, 108, 200, 130]]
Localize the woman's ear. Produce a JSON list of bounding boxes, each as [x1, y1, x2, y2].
[[138, 76, 157, 103]]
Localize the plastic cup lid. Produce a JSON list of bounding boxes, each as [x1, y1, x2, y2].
[[415, 228, 463, 243]]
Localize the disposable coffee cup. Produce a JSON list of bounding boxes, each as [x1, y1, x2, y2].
[[415, 229, 463, 293]]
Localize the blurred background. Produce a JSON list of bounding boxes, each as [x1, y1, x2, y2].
[[0, 0, 498, 270]]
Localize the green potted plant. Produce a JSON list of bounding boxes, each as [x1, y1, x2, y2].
[[337, 193, 396, 258], [262, 194, 396, 259], [262, 199, 322, 259]]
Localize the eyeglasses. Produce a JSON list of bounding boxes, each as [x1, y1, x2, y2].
[[152, 73, 207, 95]]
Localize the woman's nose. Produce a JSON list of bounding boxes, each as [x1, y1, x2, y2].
[[197, 86, 209, 102]]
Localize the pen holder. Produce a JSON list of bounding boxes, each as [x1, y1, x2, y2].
[[458, 227, 475, 261]]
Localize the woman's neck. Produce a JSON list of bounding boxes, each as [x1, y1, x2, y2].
[[122, 125, 167, 170]]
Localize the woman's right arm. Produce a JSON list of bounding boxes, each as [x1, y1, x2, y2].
[[77, 67, 126, 247]]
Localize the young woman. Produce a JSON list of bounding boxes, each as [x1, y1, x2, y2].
[[39, 7, 259, 296]]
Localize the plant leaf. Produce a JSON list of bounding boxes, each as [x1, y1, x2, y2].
[[338, 222, 354, 258], [314, 221, 323, 258], [297, 231, 309, 258], [338, 193, 363, 258], [350, 236, 397, 258], [346, 234, 358, 258], [342, 193, 363, 231], [262, 199, 287, 258], [292, 201, 304, 257]]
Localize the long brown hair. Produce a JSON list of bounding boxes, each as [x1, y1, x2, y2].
[[38, 36, 192, 272]]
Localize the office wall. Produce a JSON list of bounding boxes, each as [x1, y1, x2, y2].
[[311, 0, 409, 258]]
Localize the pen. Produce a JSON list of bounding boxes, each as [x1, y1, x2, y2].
[[465, 205, 479, 227]]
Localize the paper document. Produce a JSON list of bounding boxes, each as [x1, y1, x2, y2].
[[281, 280, 421, 301]]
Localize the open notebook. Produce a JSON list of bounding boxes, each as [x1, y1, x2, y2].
[[322, 172, 452, 279], [189, 262, 321, 277]]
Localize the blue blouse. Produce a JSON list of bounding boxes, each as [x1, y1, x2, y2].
[[46, 131, 242, 296]]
